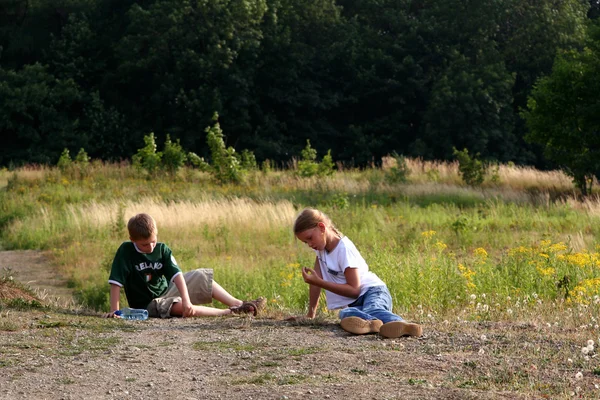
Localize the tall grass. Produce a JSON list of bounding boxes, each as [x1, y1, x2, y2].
[[0, 161, 599, 320]]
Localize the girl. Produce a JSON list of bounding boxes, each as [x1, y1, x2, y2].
[[293, 208, 422, 338]]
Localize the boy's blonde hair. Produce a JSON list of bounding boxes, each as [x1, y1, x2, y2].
[[128, 213, 158, 240], [293, 208, 341, 236]]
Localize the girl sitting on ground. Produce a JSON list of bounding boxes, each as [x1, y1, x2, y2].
[[293, 208, 422, 338]]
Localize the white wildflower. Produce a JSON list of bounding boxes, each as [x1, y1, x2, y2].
[[575, 372, 583, 380]]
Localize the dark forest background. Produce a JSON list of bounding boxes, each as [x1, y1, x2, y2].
[[1, 0, 598, 168]]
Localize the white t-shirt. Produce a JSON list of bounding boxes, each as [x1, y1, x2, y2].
[[314, 236, 385, 310]]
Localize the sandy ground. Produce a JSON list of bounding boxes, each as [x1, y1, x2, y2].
[[0, 251, 596, 399]]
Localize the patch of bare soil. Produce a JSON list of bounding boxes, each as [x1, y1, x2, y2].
[[0, 250, 73, 303]]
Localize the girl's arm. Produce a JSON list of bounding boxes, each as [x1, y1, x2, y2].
[[306, 257, 322, 318], [302, 263, 361, 299]]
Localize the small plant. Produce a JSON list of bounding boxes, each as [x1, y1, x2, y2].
[[297, 140, 335, 177], [318, 150, 335, 176], [206, 113, 243, 184], [489, 163, 500, 184], [453, 147, 486, 187], [57, 148, 72, 172], [451, 215, 470, 236], [161, 135, 186, 176], [187, 152, 211, 171], [132, 133, 162, 176], [261, 159, 273, 173], [385, 152, 410, 184], [297, 140, 319, 177], [241, 149, 258, 171], [74, 148, 90, 165], [329, 193, 349, 209]]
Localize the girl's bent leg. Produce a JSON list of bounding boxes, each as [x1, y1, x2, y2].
[[359, 286, 403, 324]]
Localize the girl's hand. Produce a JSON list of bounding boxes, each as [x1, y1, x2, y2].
[[103, 311, 118, 318], [302, 267, 321, 285]]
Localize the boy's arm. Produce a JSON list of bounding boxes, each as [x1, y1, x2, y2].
[[306, 257, 322, 319], [103, 283, 122, 318], [172, 273, 193, 318]]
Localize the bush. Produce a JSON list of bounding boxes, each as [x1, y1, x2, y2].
[[385, 152, 410, 184], [206, 113, 243, 184], [162, 135, 186, 176], [57, 149, 72, 172], [132, 133, 162, 176], [297, 140, 319, 177], [318, 150, 335, 177], [453, 147, 485, 187], [297, 140, 336, 177]]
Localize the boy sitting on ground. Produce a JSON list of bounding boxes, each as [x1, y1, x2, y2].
[[105, 213, 264, 318]]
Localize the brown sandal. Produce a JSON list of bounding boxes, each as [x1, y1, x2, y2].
[[229, 297, 266, 316]]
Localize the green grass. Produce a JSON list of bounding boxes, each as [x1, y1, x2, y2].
[[0, 163, 599, 324]]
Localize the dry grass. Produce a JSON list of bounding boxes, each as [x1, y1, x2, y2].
[[403, 157, 575, 191], [62, 198, 297, 232], [0, 165, 49, 188]]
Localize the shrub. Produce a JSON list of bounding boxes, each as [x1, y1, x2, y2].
[[453, 147, 485, 187], [132, 133, 162, 176], [57, 149, 72, 172], [206, 113, 243, 184], [187, 152, 211, 171], [385, 152, 410, 184], [241, 149, 258, 171], [162, 135, 186, 176], [297, 140, 319, 177], [318, 150, 335, 177]]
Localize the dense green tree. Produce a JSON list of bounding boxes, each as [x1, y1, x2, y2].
[[523, 24, 600, 195], [0, 64, 83, 165], [0, 0, 593, 168], [498, 0, 589, 166]]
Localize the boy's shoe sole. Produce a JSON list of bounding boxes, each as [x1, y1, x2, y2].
[[340, 317, 383, 335], [379, 321, 423, 338]]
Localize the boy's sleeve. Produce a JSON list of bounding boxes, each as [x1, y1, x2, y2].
[[108, 243, 128, 287], [161, 245, 182, 283]]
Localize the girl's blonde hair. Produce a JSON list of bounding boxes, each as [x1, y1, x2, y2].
[[128, 213, 158, 240], [293, 208, 342, 236]]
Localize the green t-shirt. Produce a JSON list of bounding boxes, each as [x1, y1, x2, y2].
[[108, 242, 182, 309]]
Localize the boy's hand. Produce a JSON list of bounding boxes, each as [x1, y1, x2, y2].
[[102, 311, 118, 318], [181, 299, 194, 318]]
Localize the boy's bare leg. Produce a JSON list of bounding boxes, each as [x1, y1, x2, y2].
[[170, 302, 231, 317], [212, 281, 243, 307]]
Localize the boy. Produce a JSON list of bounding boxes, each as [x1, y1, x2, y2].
[[106, 213, 264, 318]]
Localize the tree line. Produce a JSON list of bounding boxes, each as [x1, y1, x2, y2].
[[0, 0, 596, 172]]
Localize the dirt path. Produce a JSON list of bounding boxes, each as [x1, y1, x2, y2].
[[0, 250, 74, 303], [0, 251, 595, 399]]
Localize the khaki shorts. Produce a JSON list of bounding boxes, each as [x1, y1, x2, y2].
[[147, 268, 213, 318]]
